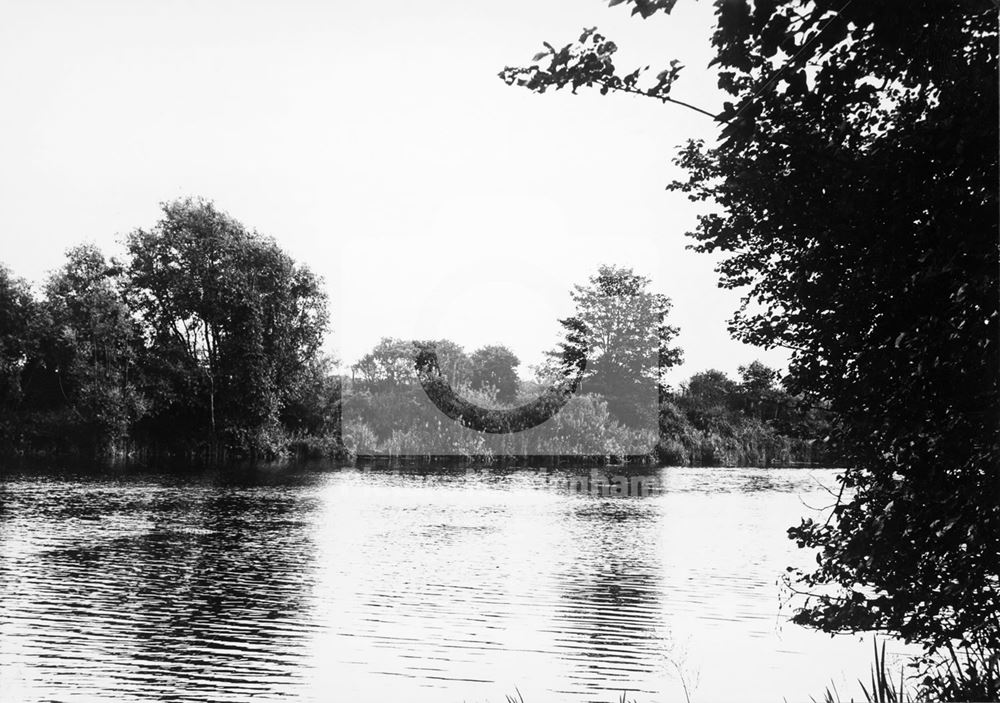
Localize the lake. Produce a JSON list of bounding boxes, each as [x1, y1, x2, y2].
[[0, 464, 908, 702]]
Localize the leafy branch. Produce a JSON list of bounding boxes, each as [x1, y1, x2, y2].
[[498, 27, 718, 119]]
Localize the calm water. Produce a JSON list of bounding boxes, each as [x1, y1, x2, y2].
[[0, 464, 907, 702]]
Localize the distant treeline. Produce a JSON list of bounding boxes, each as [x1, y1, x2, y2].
[[0, 198, 334, 460], [0, 199, 837, 465], [344, 338, 836, 466]]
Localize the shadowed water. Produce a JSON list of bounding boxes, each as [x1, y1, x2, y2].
[[0, 465, 905, 702]]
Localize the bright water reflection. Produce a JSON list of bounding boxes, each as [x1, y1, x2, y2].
[[0, 465, 906, 702]]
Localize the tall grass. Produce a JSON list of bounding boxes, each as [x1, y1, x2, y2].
[[812, 640, 909, 703], [920, 639, 999, 702], [812, 637, 1000, 703]]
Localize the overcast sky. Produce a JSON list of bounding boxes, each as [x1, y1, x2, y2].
[[0, 0, 788, 383]]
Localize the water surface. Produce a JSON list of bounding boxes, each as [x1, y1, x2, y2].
[[0, 464, 904, 702]]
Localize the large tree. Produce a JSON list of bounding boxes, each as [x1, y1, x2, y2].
[[554, 265, 682, 426], [126, 198, 328, 453], [502, 0, 999, 695]]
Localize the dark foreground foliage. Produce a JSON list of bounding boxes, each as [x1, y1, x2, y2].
[[502, 0, 998, 698]]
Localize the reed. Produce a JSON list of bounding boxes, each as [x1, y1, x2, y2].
[[812, 639, 910, 703]]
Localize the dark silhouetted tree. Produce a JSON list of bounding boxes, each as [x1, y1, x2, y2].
[[502, 1, 998, 693]]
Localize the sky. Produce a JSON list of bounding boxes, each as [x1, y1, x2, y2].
[[0, 0, 789, 383]]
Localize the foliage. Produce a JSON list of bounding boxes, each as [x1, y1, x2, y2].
[[0, 198, 336, 459], [348, 331, 826, 463], [815, 640, 911, 703], [280, 354, 341, 437], [38, 245, 147, 451], [736, 360, 780, 419], [915, 639, 999, 703], [499, 24, 703, 116], [353, 337, 472, 392], [0, 266, 38, 432], [678, 369, 738, 431], [126, 197, 329, 454], [2, 234, 831, 464], [502, 0, 999, 687], [352, 337, 420, 391], [659, 363, 832, 466], [339, 265, 826, 462], [469, 344, 521, 403], [415, 340, 583, 436], [554, 264, 682, 426], [341, 417, 377, 457]]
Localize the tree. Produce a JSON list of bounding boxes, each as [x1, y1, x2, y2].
[[126, 198, 328, 453], [353, 338, 471, 392], [352, 338, 419, 391], [280, 353, 341, 437], [38, 245, 147, 452], [0, 266, 38, 443], [677, 369, 737, 433], [502, 1, 998, 694], [556, 265, 682, 425], [738, 360, 777, 397], [469, 344, 520, 403], [685, 369, 737, 408], [737, 360, 780, 420], [433, 339, 473, 389]]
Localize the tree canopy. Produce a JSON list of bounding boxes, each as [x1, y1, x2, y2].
[[126, 198, 328, 453], [554, 264, 681, 425], [41, 245, 146, 451], [0, 198, 333, 459], [469, 345, 521, 403]]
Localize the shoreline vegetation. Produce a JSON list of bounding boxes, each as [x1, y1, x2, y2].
[[0, 199, 838, 468]]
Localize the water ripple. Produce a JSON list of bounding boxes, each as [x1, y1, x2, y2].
[[0, 465, 895, 702]]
